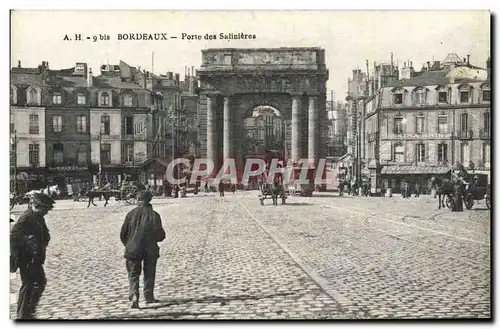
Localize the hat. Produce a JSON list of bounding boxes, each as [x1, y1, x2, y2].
[[32, 193, 55, 210], [136, 190, 152, 202]]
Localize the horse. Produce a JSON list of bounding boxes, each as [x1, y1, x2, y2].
[[25, 185, 61, 199], [85, 189, 116, 207], [431, 177, 455, 209]]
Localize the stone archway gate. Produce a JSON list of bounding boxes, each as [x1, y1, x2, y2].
[[197, 47, 329, 175]]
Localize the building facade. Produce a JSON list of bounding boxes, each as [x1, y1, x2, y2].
[[363, 55, 491, 193]]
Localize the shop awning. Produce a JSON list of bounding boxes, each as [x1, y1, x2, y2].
[[381, 165, 451, 175], [138, 158, 170, 170]]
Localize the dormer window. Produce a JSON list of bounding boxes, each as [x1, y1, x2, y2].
[[481, 83, 490, 102], [27, 86, 41, 105], [458, 84, 472, 104], [392, 87, 406, 105], [436, 85, 449, 104], [52, 92, 62, 105], [124, 93, 133, 107], [413, 87, 427, 105], [100, 92, 110, 106], [77, 93, 86, 105], [10, 86, 17, 104]]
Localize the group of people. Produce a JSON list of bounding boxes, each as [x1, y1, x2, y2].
[[11, 190, 167, 319]]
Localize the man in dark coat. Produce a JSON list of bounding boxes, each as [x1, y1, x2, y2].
[[10, 193, 55, 319], [120, 191, 165, 308], [219, 181, 225, 197]]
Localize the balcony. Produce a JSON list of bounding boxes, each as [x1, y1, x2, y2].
[[456, 130, 473, 140], [480, 129, 490, 140]]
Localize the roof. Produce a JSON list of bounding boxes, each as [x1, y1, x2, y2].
[[11, 72, 43, 86], [386, 69, 488, 88], [93, 75, 144, 89], [381, 165, 451, 175], [137, 158, 170, 169]]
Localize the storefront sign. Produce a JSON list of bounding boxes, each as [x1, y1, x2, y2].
[[394, 133, 452, 139], [48, 166, 88, 172]]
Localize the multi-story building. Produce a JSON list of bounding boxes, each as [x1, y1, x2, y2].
[[10, 61, 48, 191], [44, 62, 92, 188], [327, 100, 347, 157], [180, 67, 201, 157], [363, 54, 491, 193], [89, 61, 155, 185]]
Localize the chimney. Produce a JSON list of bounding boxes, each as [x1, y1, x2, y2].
[[175, 73, 180, 82], [189, 75, 195, 94], [17, 60, 21, 68], [463, 58, 467, 64], [467, 54, 470, 66], [410, 61, 413, 68], [87, 68, 93, 87], [185, 66, 187, 78], [427, 61, 431, 69]]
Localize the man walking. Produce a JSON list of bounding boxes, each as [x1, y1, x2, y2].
[[219, 180, 225, 197], [10, 193, 55, 319], [120, 191, 165, 308]]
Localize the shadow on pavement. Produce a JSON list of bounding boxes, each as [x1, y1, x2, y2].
[[282, 203, 312, 206], [471, 208, 490, 211], [104, 311, 223, 319], [140, 292, 296, 311]]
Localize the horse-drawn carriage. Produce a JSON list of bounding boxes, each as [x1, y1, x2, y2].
[[463, 173, 490, 210], [258, 174, 287, 206], [434, 172, 490, 210]]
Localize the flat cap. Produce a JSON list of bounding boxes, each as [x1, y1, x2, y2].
[[32, 193, 55, 209], [136, 190, 152, 202]]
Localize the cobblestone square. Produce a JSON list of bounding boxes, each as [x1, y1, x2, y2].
[[9, 192, 491, 320]]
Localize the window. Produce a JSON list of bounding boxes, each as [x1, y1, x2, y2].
[[77, 144, 87, 165], [124, 116, 133, 135], [100, 143, 111, 165], [394, 93, 403, 105], [10, 113, 14, 133], [460, 113, 469, 132], [460, 90, 470, 103], [416, 116, 424, 134], [52, 93, 62, 104], [53, 143, 64, 165], [29, 144, 39, 166], [483, 143, 490, 164], [100, 92, 110, 106], [394, 143, 404, 163], [461, 143, 470, 165], [416, 143, 426, 162], [483, 112, 490, 132], [124, 94, 133, 107], [29, 114, 39, 134], [77, 94, 86, 105], [100, 115, 110, 135], [10, 141, 16, 163], [10, 87, 17, 104], [77, 115, 87, 133], [438, 143, 448, 162], [438, 115, 448, 134], [438, 91, 447, 103], [52, 115, 63, 132], [482, 89, 490, 102], [393, 117, 404, 134], [28, 89, 38, 105], [414, 89, 426, 105], [122, 143, 134, 164]]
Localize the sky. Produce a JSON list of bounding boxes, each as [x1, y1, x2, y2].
[[10, 10, 490, 101]]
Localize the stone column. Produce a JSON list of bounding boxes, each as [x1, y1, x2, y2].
[[223, 96, 232, 165], [206, 94, 217, 173], [291, 95, 301, 163], [308, 95, 318, 165]]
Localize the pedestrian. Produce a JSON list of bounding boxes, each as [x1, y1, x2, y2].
[[174, 185, 179, 198], [231, 184, 236, 194], [219, 181, 225, 197], [120, 191, 166, 308], [415, 181, 421, 198], [10, 193, 55, 319]]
